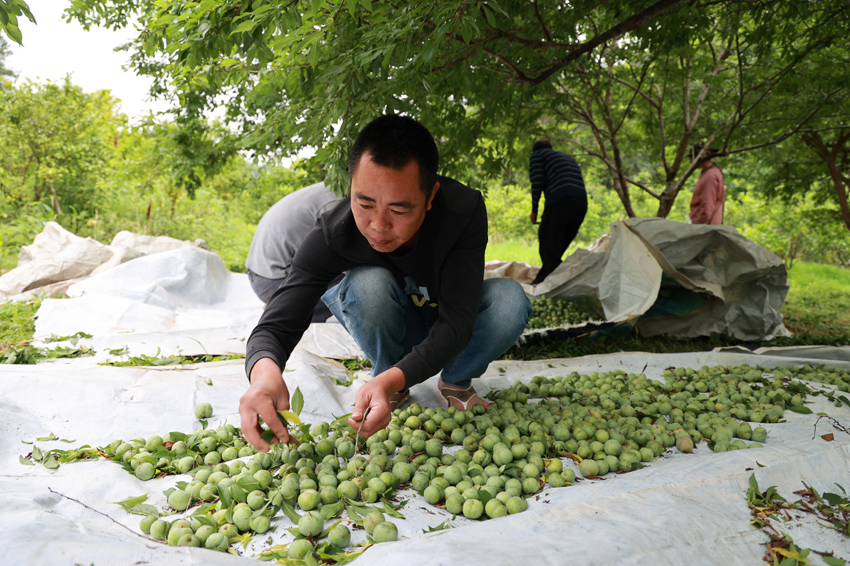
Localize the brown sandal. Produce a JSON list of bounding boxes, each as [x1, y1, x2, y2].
[[437, 379, 488, 410], [388, 388, 411, 411]]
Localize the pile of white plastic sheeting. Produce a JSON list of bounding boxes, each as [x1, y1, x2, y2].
[[2, 347, 849, 566], [488, 218, 791, 341], [0, 222, 209, 303], [30, 247, 362, 362]]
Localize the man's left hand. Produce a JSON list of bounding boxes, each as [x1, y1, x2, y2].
[[530, 212, 539, 225], [348, 367, 405, 437]]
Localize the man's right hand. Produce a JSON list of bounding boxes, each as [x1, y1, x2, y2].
[[530, 212, 539, 225], [240, 357, 292, 452]]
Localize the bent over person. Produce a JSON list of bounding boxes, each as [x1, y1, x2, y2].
[[240, 114, 532, 449], [245, 182, 343, 322], [529, 140, 588, 285]]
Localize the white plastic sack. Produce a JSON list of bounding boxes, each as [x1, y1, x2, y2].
[[496, 219, 789, 341], [0, 222, 114, 301]]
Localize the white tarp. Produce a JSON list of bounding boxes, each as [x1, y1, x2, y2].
[[488, 219, 791, 341], [30, 247, 362, 362], [2, 349, 849, 566]]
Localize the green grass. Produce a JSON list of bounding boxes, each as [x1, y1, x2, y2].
[[783, 261, 850, 338], [485, 239, 539, 265], [0, 297, 41, 353]]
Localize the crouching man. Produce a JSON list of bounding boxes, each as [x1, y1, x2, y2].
[[240, 114, 531, 449]]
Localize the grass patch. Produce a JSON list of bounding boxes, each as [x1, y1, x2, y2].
[[0, 297, 42, 354], [485, 239, 539, 265], [783, 261, 850, 337]]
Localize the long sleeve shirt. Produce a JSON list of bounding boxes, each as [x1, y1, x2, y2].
[[245, 176, 488, 388], [529, 148, 586, 215], [689, 166, 725, 225]]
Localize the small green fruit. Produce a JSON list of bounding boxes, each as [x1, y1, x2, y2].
[[288, 539, 314, 559], [298, 511, 324, 537], [139, 515, 157, 534], [363, 509, 385, 534], [168, 490, 191, 511], [177, 534, 201, 547], [232, 507, 252, 531], [328, 524, 351, 548], [135, 462, 156, 481], [462, 498, 484, 519], [250, 515, 271, 533], [194, 525, 215, 543], [195, 403, 213, 419], [205, 532, 229, 551], [372, 521, 398, 542], [149, 519, 168, 541]]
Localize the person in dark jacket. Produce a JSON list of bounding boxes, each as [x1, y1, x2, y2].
[[529, 140, 588, 284], [240, 115, 531, 449]]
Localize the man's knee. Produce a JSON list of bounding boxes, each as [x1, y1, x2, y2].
[[337, 266, 405, 313], [480, 278, 532, 335]]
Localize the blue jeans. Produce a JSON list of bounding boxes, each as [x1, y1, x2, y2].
[[321, 266, 532, 388]]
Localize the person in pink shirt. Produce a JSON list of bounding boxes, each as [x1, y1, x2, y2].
[[688, 144, 725, 225]]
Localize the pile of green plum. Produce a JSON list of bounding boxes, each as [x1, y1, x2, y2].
[[105, 363, 843, 560], [527, 297, 593, 330]]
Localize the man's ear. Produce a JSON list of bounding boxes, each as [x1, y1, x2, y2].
[[426, 182, 440, 211]]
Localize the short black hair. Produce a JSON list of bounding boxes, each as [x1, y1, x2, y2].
[[348, 114, 439, 199], [532, 140, 552, 152], [691, 143, 720, 163]]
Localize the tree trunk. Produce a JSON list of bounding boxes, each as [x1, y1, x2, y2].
[[806, 132, 850, 233], [655, 180, 682, 218]]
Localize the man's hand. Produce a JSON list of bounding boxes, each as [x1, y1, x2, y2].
[[530, 212, 539, 225], [348, 367, 405, 438], [240, 358, 292, 452]]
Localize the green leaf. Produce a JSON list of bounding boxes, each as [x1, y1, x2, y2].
[[320, 501, 345, 520], [43, 455, 59, 469], [128, 503, 160, 517], [205, 378, 213, 386], [823, 492, 847, 506], [281, 501, 302, 523], [823, 557, 845, 566], [236, 476, 261, 492], [749, 474, 759, 491], [785, 405, 813, 415], [423, 519, 452, 532], [112, 493, 149, 509], [219, 485, 232, 509], [477, 489, 493, 506], [278, 410, 301, 425], [32, 446, 43, 461], [345, 505, 364, 526], [36, 433, 57, 441], [360, 0, 372, 11], [5, 23, 22, 45], [230, 484, 247, 502], [19, 455, 34, 466], [291, 387, 304, 417], [756, 461, 765, 467], [232, 20, 256, 35]]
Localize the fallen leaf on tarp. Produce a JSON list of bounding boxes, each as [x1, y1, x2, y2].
[[821, 433, 834, 442]]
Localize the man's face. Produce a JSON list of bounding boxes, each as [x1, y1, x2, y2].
[[350, 152, 438, 255]]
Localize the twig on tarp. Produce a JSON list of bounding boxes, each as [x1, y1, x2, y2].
[[47, 487, 161, 546], [812, 415, 849, 440]]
